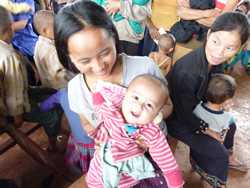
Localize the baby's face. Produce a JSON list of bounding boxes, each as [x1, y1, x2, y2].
[[122, 78, 165, 125], [46, 22, 54, 40]]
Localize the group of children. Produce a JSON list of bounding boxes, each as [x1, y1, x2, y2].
[[0, 0, 247, 188]]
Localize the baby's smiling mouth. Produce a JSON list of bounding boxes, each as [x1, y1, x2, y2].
[[130, 111, 140, 117]]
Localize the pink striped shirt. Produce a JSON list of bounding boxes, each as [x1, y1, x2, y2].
[[87, 82, 184, 188]]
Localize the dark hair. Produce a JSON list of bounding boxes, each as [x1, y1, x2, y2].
[[54, 0, 120, 73], [210, 12, 249, 45], [206, 74, 237, 104], [0, 6, 12, 36]]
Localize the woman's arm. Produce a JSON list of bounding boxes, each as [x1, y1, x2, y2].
[[222, 0, 238, 12], [12, 20, 28, 32], [177, 0, 218, 20], [169, 70, 208, 132], [196, 0, 238, 27], [79, 113, 95, 134], [177, 7, 218, 20], [145, 17, 160, 40], [202, 128, 224, 143]]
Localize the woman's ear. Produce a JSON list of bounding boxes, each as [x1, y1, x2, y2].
[[168, 47, 174, 53], [153, 111, 163, 124]]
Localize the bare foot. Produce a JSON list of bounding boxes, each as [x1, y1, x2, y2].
[[228, 154, 248, 172]]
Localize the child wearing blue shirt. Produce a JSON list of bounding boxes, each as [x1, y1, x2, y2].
[[11, 0, 38, 58], [40, 88, 95, 174]]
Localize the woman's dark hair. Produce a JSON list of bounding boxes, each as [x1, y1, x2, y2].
[[54, 0, 120, 73], [206, 74, 236, 104], [210, 12, 249, 45]]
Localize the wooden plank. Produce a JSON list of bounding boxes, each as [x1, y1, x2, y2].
[[0, 123, 41, 155]]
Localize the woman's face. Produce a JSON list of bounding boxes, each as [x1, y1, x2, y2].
[[205, 30, 241, 66], [68, 27, 117, 79]]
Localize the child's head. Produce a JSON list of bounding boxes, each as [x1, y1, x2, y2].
[[0, 6, 13, 43], [122, 74, 169, 125], [158, 33, 176, 55], [206, 74, 237, 106], [33, 10, 54, 39]]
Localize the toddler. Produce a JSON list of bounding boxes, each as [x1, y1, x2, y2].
[[149, 33, 176, 75], [193, 73, 248, 172], [33, 10, 74, 89], [0, 5, 30, 123], [193, 74, 236, 142], [86, 74, 184, 188], [39, 87, 95, 174]]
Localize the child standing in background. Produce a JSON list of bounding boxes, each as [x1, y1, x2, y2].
[[39, 87, 95, 174], [33, 10, 74, 89], [93, 0, 152, 55], [0, 5, 30, 123], [193, 74, 237, 142], [193, 74, 248, 172], [0, 0, 31, 14], [149, 33, 176, 75], [87, 75, 184, 188], [11, 0, 38, 60]]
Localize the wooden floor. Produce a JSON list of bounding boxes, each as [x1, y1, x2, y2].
[[0, 1, 249, 188]]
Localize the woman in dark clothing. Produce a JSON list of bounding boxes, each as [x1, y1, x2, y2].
[[166, 12, 249, 188]]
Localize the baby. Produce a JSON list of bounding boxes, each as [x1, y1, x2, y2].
[[149, 33, 176, 76], [86, 74, 184, 188], [193, 74, 237, 142], [33, 10, 74, 89]]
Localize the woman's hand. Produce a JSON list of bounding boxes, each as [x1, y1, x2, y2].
[[202, 128, 224, 143], [79, 114, 95, 134], [106, 0, 121, 15], [148, 25, 160, 40]]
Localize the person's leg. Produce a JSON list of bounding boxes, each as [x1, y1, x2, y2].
[[23, 87, 62, 151], [224, 122, 236, 150], [64, 135, 82, 176], [224, 123, 248, 172], [168, 125, 229, 187], [137, 27, 158, 56]]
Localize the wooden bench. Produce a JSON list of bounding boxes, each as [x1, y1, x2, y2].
[[0, 117, 73, 183]]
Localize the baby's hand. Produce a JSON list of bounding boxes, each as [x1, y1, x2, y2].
[[135, 135, 148, 151]]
